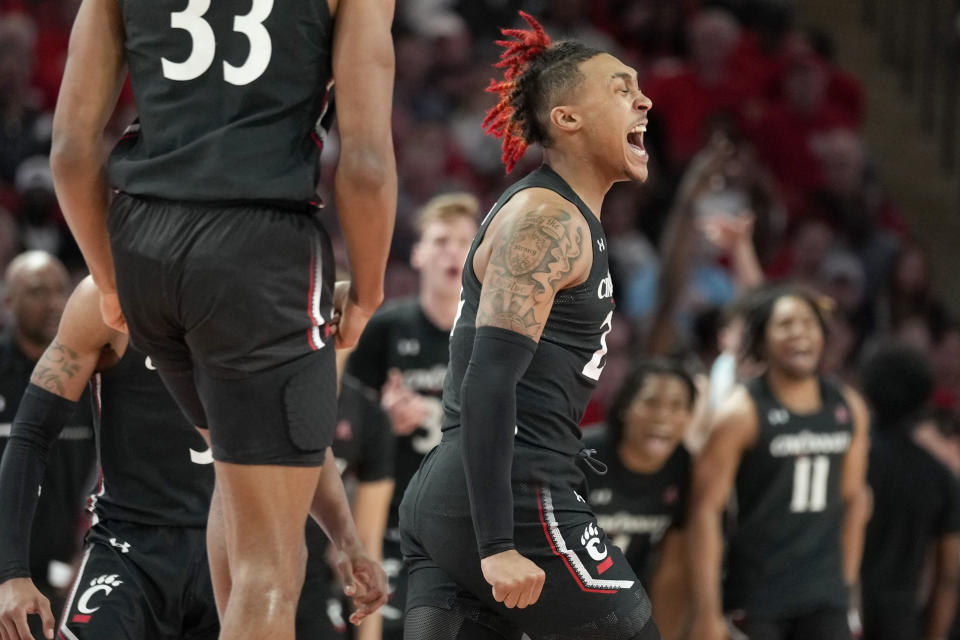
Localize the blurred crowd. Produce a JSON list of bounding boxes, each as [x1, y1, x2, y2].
[[2, 0, 960, 638]]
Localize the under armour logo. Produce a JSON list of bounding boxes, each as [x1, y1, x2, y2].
[[397, 339, 420, 356], [597, 238, 606, 252], [109, 538, 130, 554], [768, 408, 790, 426]]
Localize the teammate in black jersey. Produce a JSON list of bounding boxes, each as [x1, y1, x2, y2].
[[346, 191, 478, 639], [49, 0, 394, 637], [689, 286, 870, 640], [0, 277, 393, 640], [582, 359, 696, 640], [398, 13, 661, 639], [859, 342, 960, 640], [0, 252, 96, 637]]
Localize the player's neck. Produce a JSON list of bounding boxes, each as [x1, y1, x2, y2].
[[616, 441, 667, 474], [542, 149, 609, 218], [419, 289, 459, 331], [767, 368, 822, 414]]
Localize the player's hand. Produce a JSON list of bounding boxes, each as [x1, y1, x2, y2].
[[99, 290, 128, 334], [676, 133, 736, 210], [381, 369, 429, 436], [0, 578, 55, 640], [689, 612, 727, 640], [329, 281, 378, 350], [480, 550, 545, 609], [335, 547, 388, 626]]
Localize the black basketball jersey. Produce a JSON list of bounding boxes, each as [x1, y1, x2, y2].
[[108, 0, 333, 205], [442, 164, 616, 457], [582, 433, 690, 583], [345, 297, 450, 530], [724, 375, 853, 616], [331, 375, 395, 484], [89, 345, 214, 527]]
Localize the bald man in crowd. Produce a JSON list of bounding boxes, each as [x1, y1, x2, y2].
[[0, 250, 96, 632]]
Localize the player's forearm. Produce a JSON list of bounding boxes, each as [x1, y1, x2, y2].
[[688, 505, 724, 617], [353, 480, 393, 561], [310, 448, 363, 553], [50, 139, 117, 292], [730, 237, 764, 290], [841, 488, 869, 585], [925, 572, 959, 640], [0, 386, 78, 582], [925, 537, 960, 640], [460, 328, 536, 557], [335, 145, 397, 309]]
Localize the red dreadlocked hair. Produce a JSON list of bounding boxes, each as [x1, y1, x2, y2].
[[482, 11, 551, 173]]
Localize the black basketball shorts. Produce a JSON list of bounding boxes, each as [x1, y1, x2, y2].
[[399, 436, 660, 640], [59, 521, 218, 640], [108, 193, 337, 465]]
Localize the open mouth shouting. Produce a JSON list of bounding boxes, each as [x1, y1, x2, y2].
[[627, 122, 647, 158]]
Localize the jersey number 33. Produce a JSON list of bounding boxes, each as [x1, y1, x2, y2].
[[161, 0, 274, 85]]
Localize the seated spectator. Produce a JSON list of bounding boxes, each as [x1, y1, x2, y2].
[[874, 242, 950, 339], [860, 341, 960, 640], [765, 27, 865, 127], [645, 8, 764, 169], [804, 129, 903, 295], [766, 217, 837, 284], [0, 13, 49, 198], [749, 52, 851, 207]]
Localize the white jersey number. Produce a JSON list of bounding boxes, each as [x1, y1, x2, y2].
[[790, 455, 830, 512], [162, 0, 274, 85], [581, 311, 614, 381]]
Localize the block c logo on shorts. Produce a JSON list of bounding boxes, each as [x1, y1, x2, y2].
[[72, 575, 123, 623], [580, 522, 614, 575]]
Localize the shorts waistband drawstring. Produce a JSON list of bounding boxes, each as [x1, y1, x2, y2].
[[577, 448, 608, 476]]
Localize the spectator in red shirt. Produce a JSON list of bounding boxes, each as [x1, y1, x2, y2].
[[750, 52, 851, 206], [645, 9, 763, 170]]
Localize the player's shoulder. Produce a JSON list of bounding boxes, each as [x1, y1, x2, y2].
[[709, 383, 760, 445], [497, 187, 592, 234]]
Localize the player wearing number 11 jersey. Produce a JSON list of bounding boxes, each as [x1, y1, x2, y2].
[[399, 13, 660, 639], [50, 0, 395, 638], [689, 286, 870, 640]]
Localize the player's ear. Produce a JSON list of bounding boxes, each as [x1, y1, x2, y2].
[[549, 105, 581, 134], [410, 241, 424, 270]]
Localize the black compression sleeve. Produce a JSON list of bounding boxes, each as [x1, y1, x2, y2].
[[459, 326, 536, 558], [0, 384, 78, 583]]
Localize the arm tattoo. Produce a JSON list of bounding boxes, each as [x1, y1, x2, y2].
[[477, 208, 584, 337], [31, 340, 83, 396]]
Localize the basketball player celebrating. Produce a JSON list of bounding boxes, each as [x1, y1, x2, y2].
[[0, 277, 389, 640], [49, 0, 394, 637], [398, 12, 661, 639], [689, 286, 870, 640], [582, 359, 697, 640]]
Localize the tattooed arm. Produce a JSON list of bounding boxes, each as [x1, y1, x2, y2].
[[474, 202, 592, 340], [462, 200, 592, 609], [0, 277, 120, 637], [30, 276, 120, 401]]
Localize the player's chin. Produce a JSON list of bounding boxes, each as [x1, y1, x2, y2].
[[622, 153, 649, 182]]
